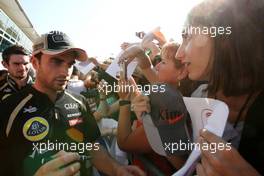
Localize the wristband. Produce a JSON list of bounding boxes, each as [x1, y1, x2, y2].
[[119, 100, 131, 106]]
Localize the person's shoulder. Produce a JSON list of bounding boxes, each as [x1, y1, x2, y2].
[[244, 89, 264, 128], [0, 76, 7, 88], [1, 85, 33, 105], [191, 84, 208, 97], [250, 89, 264, 110], [255, 89, 264, 101], [64, 90, 88, 109], [0, 86, 34, 127], [27, 75, 34, 85], [65, 89, 86, 100], [80, 88, 99, 98]]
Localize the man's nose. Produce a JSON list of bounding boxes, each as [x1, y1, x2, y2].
[[19, 64, 27, 71]]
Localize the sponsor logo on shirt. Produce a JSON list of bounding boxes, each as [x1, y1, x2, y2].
[[158, 109, 184, 125], [23, 117, 49, 141], [64, 103, 78, 110], [67, 112, 81, 118], [167, 114, 184, 125], [69, 118, 83, 126], [23, 106, 38, 113], [3, 88, 12, 93]]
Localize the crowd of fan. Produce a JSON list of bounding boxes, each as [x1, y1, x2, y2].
[[1, 0, 264, 175]]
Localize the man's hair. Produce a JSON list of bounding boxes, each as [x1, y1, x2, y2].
[[2, 45, 28, 64]]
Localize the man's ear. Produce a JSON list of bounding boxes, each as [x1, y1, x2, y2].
[[2, 61, 8, 69], [177, 68, 188, 81], [31, 56, 39, 70]]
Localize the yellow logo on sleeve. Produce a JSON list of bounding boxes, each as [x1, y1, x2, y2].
[[23, 117, 49, 141]]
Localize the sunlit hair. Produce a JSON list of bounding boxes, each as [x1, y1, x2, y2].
[[187, 0, 264, 96], [161, 42, 183, 69]]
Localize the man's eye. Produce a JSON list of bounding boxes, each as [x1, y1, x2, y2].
[[52, 59, 63, 65]]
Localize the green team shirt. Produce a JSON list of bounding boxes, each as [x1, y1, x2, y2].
[[0, 85, 101, 176]]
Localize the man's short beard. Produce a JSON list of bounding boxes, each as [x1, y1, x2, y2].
[[15, 75, 27, 80]]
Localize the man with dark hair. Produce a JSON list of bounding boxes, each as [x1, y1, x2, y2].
[[0, 45, 33, 101], [0, 31, 144, 176], [67, 66, 86, 94]]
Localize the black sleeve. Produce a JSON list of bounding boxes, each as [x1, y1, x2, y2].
[[0, 97, 14, 143], [80, 88, 99, 99], [0, 98, 15, 176], [82, 108, 101, 143], [239, 90, 264, 175], [78, 95, 101, 143], [70, 92, 101, 143]]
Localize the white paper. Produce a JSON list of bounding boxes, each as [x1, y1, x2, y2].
[[105, 51, 138, 80], [75, 61, 96, 75], [172, 97, 229, 176], [97, 118, 118, 134]]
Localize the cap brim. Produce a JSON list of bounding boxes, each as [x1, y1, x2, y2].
[[40, 48, 88, 62]]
